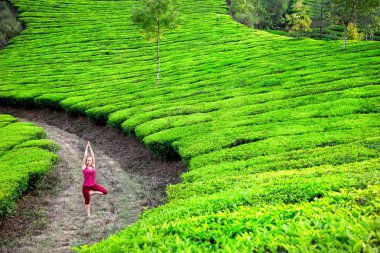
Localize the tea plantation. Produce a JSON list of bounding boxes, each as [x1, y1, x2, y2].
[[0, 0, 379, 252], [0, 114, 59, 220]]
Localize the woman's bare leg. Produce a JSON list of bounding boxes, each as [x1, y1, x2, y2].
[[90, 190, 104, 196], [85, 204, 91, 217]]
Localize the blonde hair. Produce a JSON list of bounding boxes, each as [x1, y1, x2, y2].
[[86, 156, 93, 164]]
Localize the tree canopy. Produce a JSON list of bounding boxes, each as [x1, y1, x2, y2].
[[131, 0, 179, 42], [330, 0, 380, 48], [228, 0, 380, 42]]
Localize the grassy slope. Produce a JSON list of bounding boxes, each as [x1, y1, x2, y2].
[[0, 114, 59, 220], [0, 0, 379, 251]]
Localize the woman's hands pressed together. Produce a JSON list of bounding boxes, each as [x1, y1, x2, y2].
[[82, 141, 95, 167]]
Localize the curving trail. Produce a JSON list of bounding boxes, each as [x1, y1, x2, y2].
[[0, 107, 186, 253]]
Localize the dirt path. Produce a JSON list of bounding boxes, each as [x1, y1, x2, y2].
[[0, 106, 186, 253]]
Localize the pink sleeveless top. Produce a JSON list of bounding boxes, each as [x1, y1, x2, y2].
[[83, 165, 96, 186]]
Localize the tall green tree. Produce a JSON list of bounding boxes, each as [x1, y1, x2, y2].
[[314, 0, 331, 38], [228, 0, 289, 29], [229, 0, 270, 28], [285, 0, 312, 38], [330, 0, 379, 49], [264, 0, 290, 28], [132, 0, 180, 87], [358, 5, 380, 40]]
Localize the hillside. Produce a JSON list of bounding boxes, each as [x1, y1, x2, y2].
[[0, 0, 379, 252]]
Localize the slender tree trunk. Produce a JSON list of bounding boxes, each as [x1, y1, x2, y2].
[[343, 22, 348, 49], [156, 38, 160, 87], [319, 0, 324, 38], [156, 19, 160, 87]]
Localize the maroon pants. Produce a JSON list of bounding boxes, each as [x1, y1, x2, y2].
[[82, 184, 108, 204]]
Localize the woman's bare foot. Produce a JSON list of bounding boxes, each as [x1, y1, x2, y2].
[[90, 190, 103, 196]]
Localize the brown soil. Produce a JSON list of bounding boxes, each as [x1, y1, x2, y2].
[[0, 106, 187, 253]]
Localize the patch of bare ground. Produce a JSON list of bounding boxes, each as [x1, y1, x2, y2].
[[0, 106, 187, 253]]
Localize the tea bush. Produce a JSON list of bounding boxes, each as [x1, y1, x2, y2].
[[0, 114, 59, 220], [0, 0, 378, 251]]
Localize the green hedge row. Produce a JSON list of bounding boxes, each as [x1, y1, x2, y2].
[[0, 0, 378, 251], [0, 114, 59, 220], [182, 137, 380, 183], [77, 159, 380, 252]]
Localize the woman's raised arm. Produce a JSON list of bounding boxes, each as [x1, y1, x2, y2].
[[89, 143, 95, 165], [82, 142, 89, 167]]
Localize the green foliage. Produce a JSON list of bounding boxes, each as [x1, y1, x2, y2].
[[77, 166, 380, 252], [0, 115, 59, 220], [358, 5, 380, 40], [330, 0, 380, 25], [131, 0, 180, 42], [285, 0, 312, 37], [0, 0, 378, 251], [131, 0, 180, 86], [14, 139, 60, 152], [0, 1, 22, 47], [330, 0, 380, 47], [229, 0, 289, 29], [347, 22, 364, 40], [229, 0, 380, 41], [229, 0, 270, 29]]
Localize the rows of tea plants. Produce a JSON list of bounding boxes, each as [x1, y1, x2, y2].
[[0, 0, 379, 251], [0, 114, 59, 220]]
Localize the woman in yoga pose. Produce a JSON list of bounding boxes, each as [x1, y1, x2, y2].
[[82, 141, 107, 217]]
